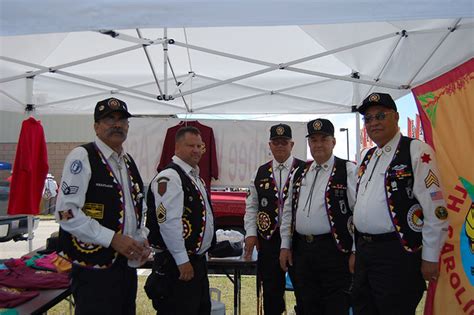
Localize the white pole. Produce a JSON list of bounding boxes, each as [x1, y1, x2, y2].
[[26, 75, 35, 252]]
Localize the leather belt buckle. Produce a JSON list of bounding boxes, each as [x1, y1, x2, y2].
[[362, 235, 373, 242], [305, 235, 314, 243]]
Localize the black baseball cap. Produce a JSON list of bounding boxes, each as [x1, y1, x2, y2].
[[357, 92, 397, 115], [270, 124, 292, 140], [306, 118, 334, 137], [94, 97, 132, 122]]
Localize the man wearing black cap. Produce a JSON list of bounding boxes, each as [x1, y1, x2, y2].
[[352, 92, 448, 315], [244, 123, 306, 314], [280, 118, 357, 315], [56, 97, 149, 314]]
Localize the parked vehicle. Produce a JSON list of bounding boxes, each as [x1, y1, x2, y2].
[[0, 162, 39, 242]]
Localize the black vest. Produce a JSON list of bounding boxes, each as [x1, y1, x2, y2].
[[292, 157, 353, 253], [59, 142, 144, 268], [147, 162, 214, 254], [254, 158, 306, 240], [357, 136, 422, 252]]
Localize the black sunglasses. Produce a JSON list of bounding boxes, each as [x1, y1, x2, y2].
[[362, 111, 394, 124]]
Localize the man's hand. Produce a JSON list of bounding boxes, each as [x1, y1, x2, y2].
[[279, 248, 293, 272], [349, 252, 356, 274], [421, 260, 439, 281], [244, 236, 258, 260], [178, 262, 194, 281], [110, 233, 149, 262]]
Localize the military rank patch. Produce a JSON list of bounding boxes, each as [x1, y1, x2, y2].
[[83, 203, 105, 219], [58, 209, 74, 221], [61, 181, 79, 195], [424, 170, 440, 188], [157, 177, 169, 196], [435, 206, 448, 220], [156, 203, 166, 223]]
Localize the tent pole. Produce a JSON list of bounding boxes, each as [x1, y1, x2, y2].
[[0, 45, 144, 84], [355, 112, 361, 163], [163, 28, 168, 99], [406, 18, 462, 87], [136, 28, 165, 99]]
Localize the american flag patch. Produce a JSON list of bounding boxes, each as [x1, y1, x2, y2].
[[430, 191, 444, 201]]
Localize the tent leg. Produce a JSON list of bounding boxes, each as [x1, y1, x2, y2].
[[27, 215, 34, 252]]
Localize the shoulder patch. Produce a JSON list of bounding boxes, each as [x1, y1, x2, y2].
[[158, 181, 167, 196], [70, 160, 83, 174]]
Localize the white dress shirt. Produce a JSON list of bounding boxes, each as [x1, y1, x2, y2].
[[244, 156, 295, 238], [55, 137, 139, 248], [150, 156, 214, 265], [280, 155, 357, 249], [354, 132, 448, 262]]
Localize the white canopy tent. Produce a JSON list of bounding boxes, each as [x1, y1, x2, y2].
[[1, 1, 473, 117]]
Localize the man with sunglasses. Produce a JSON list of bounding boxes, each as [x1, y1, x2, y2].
[[56, 97, 149, 314], [352, 92, 448, 315], [244, 123, 305, 314], [280, 118, 357, 315]]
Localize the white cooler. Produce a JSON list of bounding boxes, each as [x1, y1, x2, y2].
[[210, 288, 226, 315]]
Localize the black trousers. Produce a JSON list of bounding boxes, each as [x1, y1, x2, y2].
[[149, 252, 211, 315], [258, 233, 287, 315], [71, 256, 137, 315], [352, 235, 426, 315], [293, 234, 351, 315]]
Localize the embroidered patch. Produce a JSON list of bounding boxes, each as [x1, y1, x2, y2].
[[58, 209, 74, 221], [430, 190, 444, 201], [339, 200, 347, 214], [435, 206, 448, 220], [95, 183, 113, 188], [72, 237, 101, 254], [70, 160, 83, 174], [257, 211, 271, 232], [276, 126, 285, 135], [83, 203, 105, 219], [392, 164, 407, 171], [313, 120, 322, 130], [60, 182, 78, 195], [201, 142, 207, 154], [182, 218, 192, 239], [156, 203, 166, 223], [158, 181, 167, 196], [407, 204, 423, 232], [424, 170, 440, 188], [108, 98, 120, 109], [260, 197, 268, 207], [421, 153, 431, 164], [264, 183, 270, 190], [369, 93, 380, 102]]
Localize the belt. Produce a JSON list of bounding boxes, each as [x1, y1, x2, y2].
[[296, 233, 332, 244], [359, 232, 398, 243]]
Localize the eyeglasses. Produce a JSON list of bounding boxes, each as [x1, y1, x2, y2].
[[101, 116, 129, 126], [362, 111, 394, 124], [270, 139, 290, 146]]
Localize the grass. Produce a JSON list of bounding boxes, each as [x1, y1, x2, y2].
[[47, 275, 295, 315], [47, 275, 425, 315]]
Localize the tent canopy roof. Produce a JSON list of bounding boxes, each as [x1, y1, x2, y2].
[[1, 1, 473, 116]]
